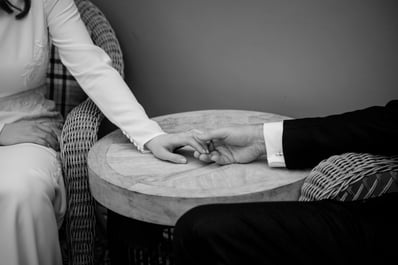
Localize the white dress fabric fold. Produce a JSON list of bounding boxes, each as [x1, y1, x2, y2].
[[0, 144, 66, 265], [0, 0, 165, 264]]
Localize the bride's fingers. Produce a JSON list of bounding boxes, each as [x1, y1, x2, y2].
[[182, 134, 208, 154], [155, 147, 187, 164]]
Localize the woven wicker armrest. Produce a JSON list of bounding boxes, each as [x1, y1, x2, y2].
[[299, 152, 398, 201], [60, 98, 104, 265], [57, 2, 124, 264], [75, 0, 124, 78]]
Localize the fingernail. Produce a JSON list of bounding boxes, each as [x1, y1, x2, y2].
[[179, 158, 187, 163]]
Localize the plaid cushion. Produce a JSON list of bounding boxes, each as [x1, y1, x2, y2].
[[46, 45, 87, 118], [46, 0, 124, 119]]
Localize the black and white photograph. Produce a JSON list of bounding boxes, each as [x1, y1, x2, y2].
[[0, 0, 397, 265]]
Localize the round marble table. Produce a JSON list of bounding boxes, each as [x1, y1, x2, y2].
[[88, 110, 310, 226]]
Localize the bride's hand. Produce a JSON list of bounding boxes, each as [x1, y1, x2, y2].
[[145, 131, 208, 164]]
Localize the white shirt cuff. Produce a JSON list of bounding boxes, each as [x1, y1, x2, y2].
[[122, 130, 166, 153], [263, 121, 286, 167]]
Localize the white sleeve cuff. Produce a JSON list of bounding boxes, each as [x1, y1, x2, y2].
[[0, 123, 5, 135], [122, 130, 166, 153], [263, 121, 286, 168]]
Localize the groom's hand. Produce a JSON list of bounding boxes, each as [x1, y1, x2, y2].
[[145, 130, 209, 164], [193, 124, 266, 165]]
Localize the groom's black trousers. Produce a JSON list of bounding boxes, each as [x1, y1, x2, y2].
[[173, 192, 398, 265]]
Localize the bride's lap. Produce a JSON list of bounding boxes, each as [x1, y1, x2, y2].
[[0, 143, 66, 265], [0, 143, 66, 225]]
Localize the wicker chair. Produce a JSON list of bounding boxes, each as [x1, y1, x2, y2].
[[46, 1, 398, 263], [46, 0, 123, 264], [299, 152, 398, 202]]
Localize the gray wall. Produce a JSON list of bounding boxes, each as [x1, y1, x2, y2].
[[92, 0, 398, 118]]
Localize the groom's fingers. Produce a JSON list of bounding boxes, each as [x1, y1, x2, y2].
[[195, 129, 228, 142], [194, 149, 232, 165], [183, 135, 208, 154], [194, 151, 213, 163], [211, 152, 232, 165], [181, 138, 205, 153]]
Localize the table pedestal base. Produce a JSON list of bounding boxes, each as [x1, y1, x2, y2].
[[108, 211, 174, 265]]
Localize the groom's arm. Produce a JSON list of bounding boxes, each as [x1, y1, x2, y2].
[[280, 100, 398, 169]]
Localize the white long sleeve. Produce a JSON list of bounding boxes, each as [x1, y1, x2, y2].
[[44, 0, 165, 151], [0, 123, 4, 136], [263, 121, 286, 167]]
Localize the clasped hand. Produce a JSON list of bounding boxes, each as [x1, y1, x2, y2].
[[145, 124, 266, 165], [193, 124, 266, 164]]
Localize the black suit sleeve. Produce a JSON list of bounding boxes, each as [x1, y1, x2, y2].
[[282, 100, 398, 169]]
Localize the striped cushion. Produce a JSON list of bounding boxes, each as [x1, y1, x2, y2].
[[46, 0, 124, 119]]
